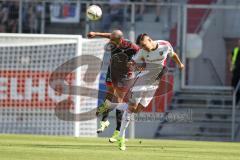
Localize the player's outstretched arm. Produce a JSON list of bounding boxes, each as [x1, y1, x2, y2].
[[87, 32, 111, 39], [171, 52, 184, 70]]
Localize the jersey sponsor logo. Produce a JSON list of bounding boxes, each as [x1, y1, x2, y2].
[[159, 51, 164, 56], [145, 53, 165, 62], [145, 58, 164, 62]]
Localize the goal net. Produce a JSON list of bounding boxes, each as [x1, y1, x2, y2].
[[0, 33, 107, 137]]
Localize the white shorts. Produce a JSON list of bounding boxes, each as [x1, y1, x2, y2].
[[129, 84, 158, 107], [128, 67, 168, 107]]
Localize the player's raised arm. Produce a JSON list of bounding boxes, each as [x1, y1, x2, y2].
[[87, 32, 111, 39], [166, 42, 184, 70], [171, 52, 184, 70]]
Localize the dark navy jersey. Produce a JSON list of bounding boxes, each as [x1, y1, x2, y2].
[[106, 38, 140, 84]]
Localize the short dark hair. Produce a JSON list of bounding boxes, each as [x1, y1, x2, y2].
[[136, 33, 148, 45]]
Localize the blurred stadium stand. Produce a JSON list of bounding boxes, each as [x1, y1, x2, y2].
[[155, 88, 235, 141]]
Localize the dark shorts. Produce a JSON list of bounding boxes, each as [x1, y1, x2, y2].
[[105, 66, 135, 91]]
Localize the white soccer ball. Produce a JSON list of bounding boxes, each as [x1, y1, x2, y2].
[[86, 5, 102, 21]]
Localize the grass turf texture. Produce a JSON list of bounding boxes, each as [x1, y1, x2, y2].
[[0, 134, 240, 160]]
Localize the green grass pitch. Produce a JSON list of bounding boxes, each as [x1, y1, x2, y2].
[[0, 134, 240, 160]]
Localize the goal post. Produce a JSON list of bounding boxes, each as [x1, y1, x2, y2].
[[0, 33, 107, 137]]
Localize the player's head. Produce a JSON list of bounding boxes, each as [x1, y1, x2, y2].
[[136, 33, 156, 52], [110, 30, 123, 44]]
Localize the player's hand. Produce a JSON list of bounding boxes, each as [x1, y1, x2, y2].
[[87, 32, 96, 38], [179, 63, 184, 70]]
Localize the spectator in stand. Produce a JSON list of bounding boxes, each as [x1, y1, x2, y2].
[[101, 0, 124, 31], [35, 3, 43, 33], [129, 0, 144, 21], [28, 3, 38, 33], [149, 0, 161, 22], [129, 0, 161, 22], [155, 0, 161, 22], [0, 1, 8, 32], [22, 2, 29, 33], [22, 2, 43, 33], [7, 1, 19, 33]]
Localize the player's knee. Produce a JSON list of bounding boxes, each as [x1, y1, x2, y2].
[[129, 107, 140, 113], [132, 109, 141, 113], [128, 104, 138, 113], [115, 91, 126, 103], [135, 104, 145, 113], [128, 107, 135, 113], [131, 108, 139, 113], [116, 97, 123, 103]]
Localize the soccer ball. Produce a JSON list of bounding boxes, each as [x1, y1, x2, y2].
[[86, 5, 102, 21]]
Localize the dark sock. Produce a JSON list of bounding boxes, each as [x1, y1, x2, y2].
[[116, 109, 123, 131]]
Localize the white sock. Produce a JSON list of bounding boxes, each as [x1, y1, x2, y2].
[[119, 110, 132, 138]]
